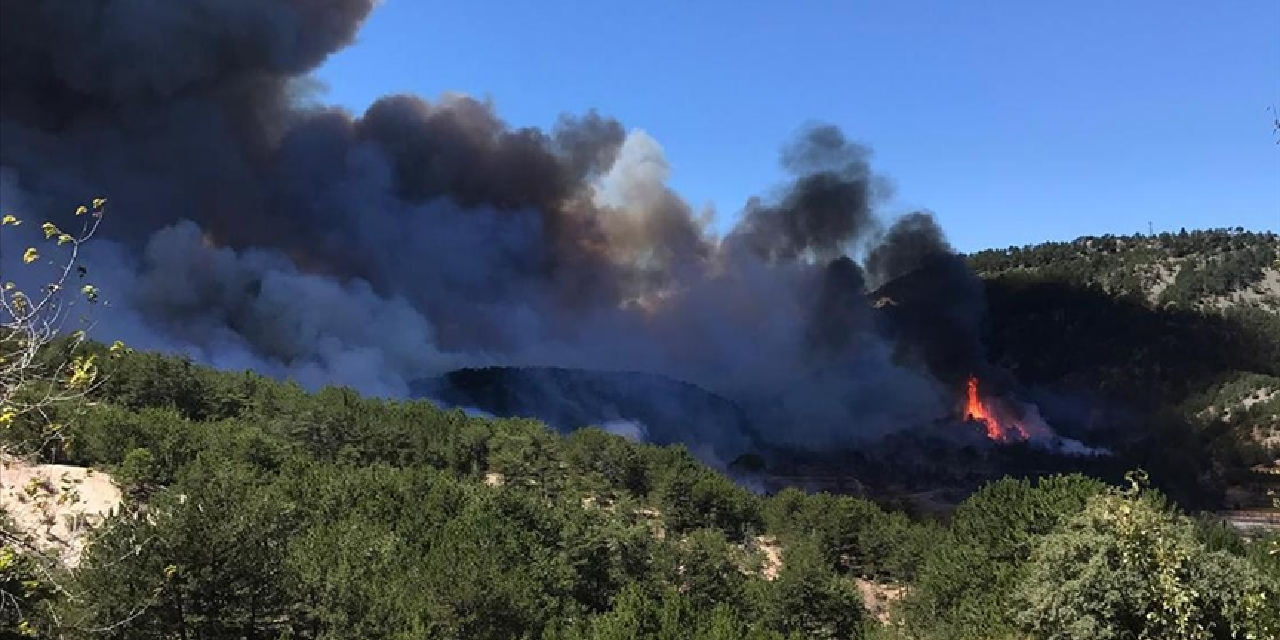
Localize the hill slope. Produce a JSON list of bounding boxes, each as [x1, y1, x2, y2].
[[969, 228, 1280, 310], [3, 228, 1279, 639], [968, 229, 1280, 504]]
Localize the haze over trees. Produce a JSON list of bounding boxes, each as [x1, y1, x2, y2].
[[2, 0, 1278, 636], [2, 215, 1279, 638]]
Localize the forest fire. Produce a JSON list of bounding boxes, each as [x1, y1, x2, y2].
[[964, 376, 1035, 443]]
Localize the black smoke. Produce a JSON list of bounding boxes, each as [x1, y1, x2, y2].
[[868, 213, 992, 392], [0, 0, 994, 464]]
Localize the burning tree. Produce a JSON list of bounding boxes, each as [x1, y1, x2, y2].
[[962, 375, 1052, 444]]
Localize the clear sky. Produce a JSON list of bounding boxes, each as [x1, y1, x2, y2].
[[315, 0, 1280, 253]]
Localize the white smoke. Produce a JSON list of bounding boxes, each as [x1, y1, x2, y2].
[[600, 418, 648, 443]]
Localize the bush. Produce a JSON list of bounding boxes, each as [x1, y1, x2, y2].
[[1014, 487, 1280, 640]]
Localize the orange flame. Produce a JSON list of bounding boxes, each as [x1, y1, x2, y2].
[[964, 376, 1032, 443]]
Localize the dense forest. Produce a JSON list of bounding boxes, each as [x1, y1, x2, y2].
[[3, 228, 1280, 639], [3, 346, 1279, 639]]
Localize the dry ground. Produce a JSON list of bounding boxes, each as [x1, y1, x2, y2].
[[1, 454, 122, 567]]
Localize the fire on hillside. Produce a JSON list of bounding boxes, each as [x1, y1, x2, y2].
[[963, 375, 1049, 443], [958, 374, 1109, 456]]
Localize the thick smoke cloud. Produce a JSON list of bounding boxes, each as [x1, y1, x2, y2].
[[726, 124, 887, 263], [0, 0, 991, 461], [868, 213, 992, 392]]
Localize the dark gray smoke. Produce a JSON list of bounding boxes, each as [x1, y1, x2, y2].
[[0, 0, 993, 460], [868, 213, 992, 392], [725, 124, 888, 263]]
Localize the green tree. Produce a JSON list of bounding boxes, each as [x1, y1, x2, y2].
[[486, 418, 568, 498], [897, 534, 1016, 640], [899, 474, 1109, 639], [548, 583, 800, 640], [949, 474, 1108, 563], [1014, 484, 1280, 640], [759, 536, 866, 640], [0, 510, 60, 638], [564, 427, 651, 498], [70, 457, 294, 639], [762, 489, 928, 581], [671, 528, 751, 614], [650, 446, 760, 541]]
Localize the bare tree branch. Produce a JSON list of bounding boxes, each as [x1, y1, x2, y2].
[[1, 199, 150, 637]]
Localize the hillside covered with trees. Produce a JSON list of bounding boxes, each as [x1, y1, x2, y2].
[[3, 215, 1280, 639], [2, 345, 1278, 639], [970, 229, 1280, 504]]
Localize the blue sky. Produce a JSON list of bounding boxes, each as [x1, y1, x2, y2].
[[316, 0, 1280, 253]]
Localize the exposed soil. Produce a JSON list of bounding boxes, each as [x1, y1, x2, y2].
[[1, 454, 122, 567]]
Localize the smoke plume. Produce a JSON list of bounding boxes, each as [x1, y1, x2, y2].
[[0, 0, 995, 461]]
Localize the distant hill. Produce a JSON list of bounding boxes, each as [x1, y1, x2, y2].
[[969, 228, 1280, 311], [410, 231, 1280, 507], [402, 231, 1280, 508], [412, 366, 764, 465], [967, 228, 1280, 506]]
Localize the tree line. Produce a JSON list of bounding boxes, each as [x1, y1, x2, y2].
[[0, 345, 1277, 639]]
